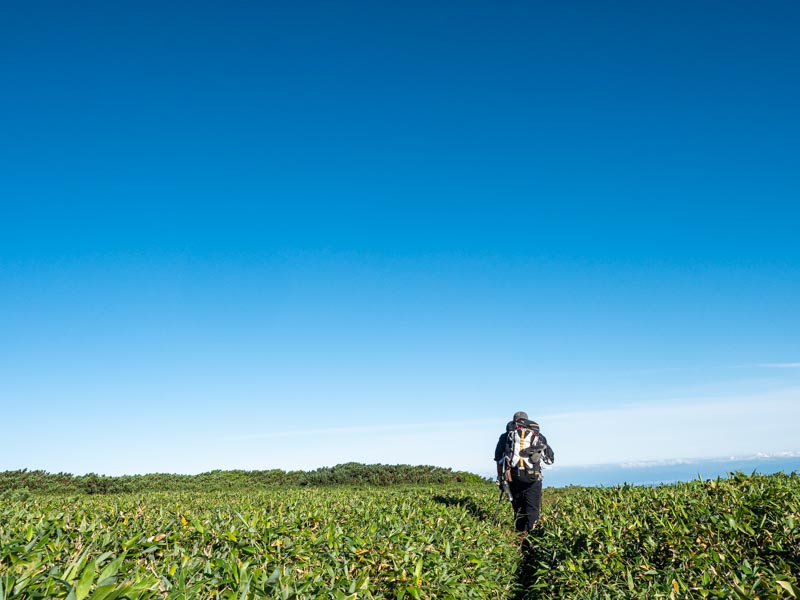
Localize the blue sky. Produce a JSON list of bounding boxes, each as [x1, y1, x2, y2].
[[1, 1, 798, 475]]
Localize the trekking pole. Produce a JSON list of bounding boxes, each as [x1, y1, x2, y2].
[[491, 478, 514, 525], [491, 486, 504, 525]]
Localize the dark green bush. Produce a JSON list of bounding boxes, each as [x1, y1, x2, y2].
[[0, 464, 485, 495]]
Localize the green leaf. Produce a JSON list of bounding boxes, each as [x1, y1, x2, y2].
[[75, 559, 96, 600], [64, 550, 90, 583], [97, 554, 125, 583], [237, 577, 251, 600], [88, 584, 117, 600], [414, 557, 423, 581]]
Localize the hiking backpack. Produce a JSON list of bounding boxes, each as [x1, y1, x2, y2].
[[504, 418, 546, 483]]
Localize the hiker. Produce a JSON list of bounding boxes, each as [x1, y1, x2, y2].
[[494, 411, 554, 533]]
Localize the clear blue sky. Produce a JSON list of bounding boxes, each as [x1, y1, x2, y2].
[[1, 0, 798, 475]]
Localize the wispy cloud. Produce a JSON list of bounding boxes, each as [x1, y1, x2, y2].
[[225, 417, 498, 441], [526, 362, 800, 377], [538, 386, 800, 466]]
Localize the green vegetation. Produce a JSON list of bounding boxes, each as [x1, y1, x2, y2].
[[519, 472, 800, 599], [0, 484, 514, 599], [1, 469, 798, 599], [0, 464, 484, 496]]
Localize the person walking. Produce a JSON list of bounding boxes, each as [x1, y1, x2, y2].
[[494, 411, 554, 535]]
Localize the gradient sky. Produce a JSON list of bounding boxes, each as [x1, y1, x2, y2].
[[1, 1, 798, 476]]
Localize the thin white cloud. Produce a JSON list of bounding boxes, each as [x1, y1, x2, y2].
[[24, 387, 797, 476], [225, 417, 499, 441], [214, 387, 800, 475], [537, 387, 800, 467], [511, 362, 800, 377]]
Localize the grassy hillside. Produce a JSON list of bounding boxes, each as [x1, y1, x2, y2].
[[0, 471, 797, 598]]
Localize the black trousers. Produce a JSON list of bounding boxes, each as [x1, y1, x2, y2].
[[510, 477, 542, 532]]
